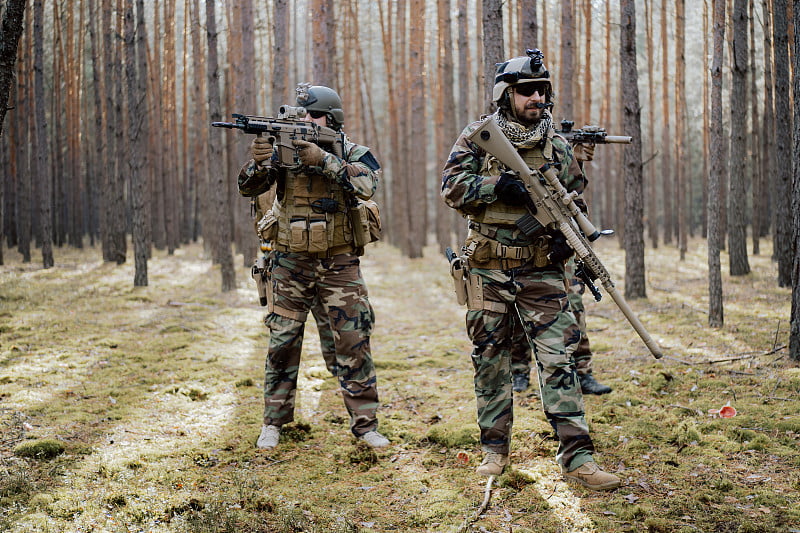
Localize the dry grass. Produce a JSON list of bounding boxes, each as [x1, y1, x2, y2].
[[1, 237, 798, 532]]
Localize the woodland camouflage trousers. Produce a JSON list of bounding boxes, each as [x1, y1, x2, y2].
[[263, 251, 379, 437], [510, 258, 593, 376], [466, 262, 595, 470]]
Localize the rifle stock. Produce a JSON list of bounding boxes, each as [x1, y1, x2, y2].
[[467, 115, 663, 359]]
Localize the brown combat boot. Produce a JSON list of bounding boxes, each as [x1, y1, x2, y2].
[[476, 452, 509, 476], [563, 461, 621, 491]]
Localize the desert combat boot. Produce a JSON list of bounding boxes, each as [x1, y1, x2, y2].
[[476, 452, 509, 476], [256, 424, 281, 449], [563, 461, 621, 491]]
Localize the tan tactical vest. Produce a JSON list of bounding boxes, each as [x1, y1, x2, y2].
[[471, 131, 554, 227], [270, 167, 353, 255]]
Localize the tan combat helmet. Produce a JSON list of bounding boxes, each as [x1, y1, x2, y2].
[[492, 48, 553, 104], [296, 83, 345, 131]]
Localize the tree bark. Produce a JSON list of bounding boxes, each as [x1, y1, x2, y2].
[[620, 0, 646, 299], [791, 0, 800, 360], [709, 0, 726, 327], [482, 0, 503, 114], [519, 0, 537, 48], [559, 0, 575, 122], [206, 0, 236, 291], [33, 0, 52, 268], [675, 0, 688, 259], [660, 0, 673, 246], [0, 0, 26, 137], [728, 0, 751, 275], [773, 0, 793, 286]]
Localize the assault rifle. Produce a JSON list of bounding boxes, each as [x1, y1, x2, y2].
[[212, 106, 344, 168], [467, 115, 663, 359], [556, 120, 632, 145]]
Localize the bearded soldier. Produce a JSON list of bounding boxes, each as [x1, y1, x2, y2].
[[238, 83, 389, 450], [441, 50, 620, 491]]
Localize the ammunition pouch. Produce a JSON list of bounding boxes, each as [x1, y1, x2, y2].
[[349, 199, 381, 248], [257, 210, 278, 241], [463, 228, 553, 269]]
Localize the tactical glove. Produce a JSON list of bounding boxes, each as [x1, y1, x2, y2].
[[494, 172, 528, 206], [573, 143, 595, 162], [251, 136, 274, 165], [292, 139, 327, 167], [547, 230, 574, 263]]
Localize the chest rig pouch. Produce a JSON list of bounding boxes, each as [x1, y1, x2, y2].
[[274, 168, 351, 254]]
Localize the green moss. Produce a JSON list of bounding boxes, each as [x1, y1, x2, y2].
[[425, 424, 478, 448], [14, 439, 66, 459]]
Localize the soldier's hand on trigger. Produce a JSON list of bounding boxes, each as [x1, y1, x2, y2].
[[252, 136, 274, 166], [573, 142, 595, 163], [292, 139, 327, 167]]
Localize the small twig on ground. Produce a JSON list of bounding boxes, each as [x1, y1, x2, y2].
[[457, 476, 495, 533]]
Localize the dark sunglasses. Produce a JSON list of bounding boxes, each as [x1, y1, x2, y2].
[[307, 110, 327, 119], [514, 82, 548, 98]]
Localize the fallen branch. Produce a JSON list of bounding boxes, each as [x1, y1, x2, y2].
[[457, 475, 495, 533]]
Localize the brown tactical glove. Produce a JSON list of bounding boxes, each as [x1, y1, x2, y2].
[[292, 139, 327, 167], [251, 136, 274, 166], [573, 143, 595, 163]]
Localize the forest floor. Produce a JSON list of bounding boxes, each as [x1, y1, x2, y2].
[[1, 236, 799, 533]]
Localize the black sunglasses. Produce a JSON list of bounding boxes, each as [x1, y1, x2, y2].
[[514, 82, 548, 98], [307, 110, 327, 119]]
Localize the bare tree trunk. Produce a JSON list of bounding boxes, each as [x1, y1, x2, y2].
[[271, 0, 289, 113], [559, 0, 575, 122], [125, 0, 150, 286], [702, 0, 711, 239], [482, 0, 503, 114], [645, 0, 658, 248], [773, 0, 793, 286], [33, 0, 52, 268], [757, 0, 775, 251], [675, 0, 688, 259], [620, 0, 646, 299], [206, 0, 236, 292], [728, 0, 751, 275], [791, 0, 800, 360], [0, 0, 26, 137], [311, 0, 335, 88], [435, 0, 457, 250], [660, 0, 673, 246], [709, 0, 726, 327], [16, 11, 31, 262], [519, 0, 537, 48], [407, 0, 426, 258], [747, 0, 761, 250]]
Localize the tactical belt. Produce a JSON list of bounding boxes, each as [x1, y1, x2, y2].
[[469, 257, 529, 270], [272, 243, 355, 259]]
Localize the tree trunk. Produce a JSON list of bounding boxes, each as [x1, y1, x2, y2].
[[757, 0, 775, 251], [660, 0, 673, 246], [675, 0, 688, 259], [271, 0, 289, 113], [773, 0, 792, 286], [559, 0, 575, 122], [482, 0, 503, 114], [311, 0, 335, 88], [620, 0, 646, 299], [519, 0, 537, 48], [709, 0, 726, 327], [645, 0, 659, 248], [407, 0, 426, 258], [206, 0, 236, 292], [125, 0, 149, 286], [791, 0, 800, 360], [435, 0, 457, 250], [33, 0, 53, 268], [728, 0, 751, 275], [0, 0, 26, 137]]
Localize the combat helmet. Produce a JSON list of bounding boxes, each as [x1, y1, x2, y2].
[[492, 48, 553, 103], [296, 83, 345, 130]]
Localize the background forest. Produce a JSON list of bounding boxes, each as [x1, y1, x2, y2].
[[1, 0, 797, 311]]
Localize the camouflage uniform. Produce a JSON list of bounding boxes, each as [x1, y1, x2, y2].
[[254, 188, 337, 375], [239, 134, 382, 437], [441, 110, 596, 471], [510, 258, 593, 378]]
